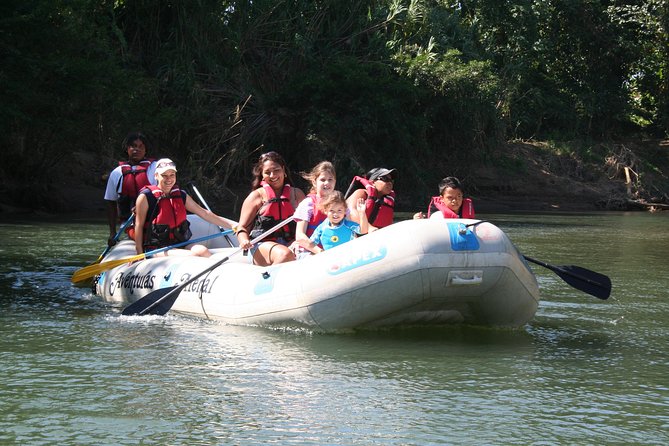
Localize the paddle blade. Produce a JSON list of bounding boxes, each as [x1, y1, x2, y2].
[[71, 254, 144, 283], [121, 286, 179, 316], [553, 265, 612, 300]]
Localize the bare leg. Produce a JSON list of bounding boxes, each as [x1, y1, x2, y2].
[[253, 242, 296, 266]]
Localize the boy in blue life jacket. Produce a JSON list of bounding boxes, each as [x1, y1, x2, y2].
[[304, 191, 368, 253]]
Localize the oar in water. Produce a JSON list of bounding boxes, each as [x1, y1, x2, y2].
[[462, 220, 611, 299], [70, 229, 234, 283], [121, 216, 295, 317], [95, 214, 134, 263], [523, 256, 611, 300]]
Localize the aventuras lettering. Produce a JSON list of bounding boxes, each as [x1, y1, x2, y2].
[[110, 271, 155, 295]]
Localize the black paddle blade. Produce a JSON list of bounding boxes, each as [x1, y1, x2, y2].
[[524, 256, 612, 300], [552, 265, 611, 300], [121, 286, 178, 316]]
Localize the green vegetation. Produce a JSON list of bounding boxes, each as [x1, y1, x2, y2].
[[1, 0, 667, 211]]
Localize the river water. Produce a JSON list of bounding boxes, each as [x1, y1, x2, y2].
[[1, 212, 667, 445]]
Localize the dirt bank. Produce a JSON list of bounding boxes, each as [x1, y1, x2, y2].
[[1, 139, 667, 221]]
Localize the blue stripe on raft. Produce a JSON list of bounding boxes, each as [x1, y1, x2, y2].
[[447, 222, 480, 251]]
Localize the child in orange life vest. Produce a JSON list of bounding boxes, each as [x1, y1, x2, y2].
[[413, 176, 475, 219], [304, 192, 368, 253]]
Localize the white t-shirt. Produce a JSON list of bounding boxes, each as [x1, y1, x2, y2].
[[104, 162, 157, 201]]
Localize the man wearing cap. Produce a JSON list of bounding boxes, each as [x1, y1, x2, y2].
[[103, 132, 156, 245], [345, 167, 397, 231]]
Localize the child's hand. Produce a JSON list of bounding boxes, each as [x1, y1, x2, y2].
[[356, 198, 366, 213]]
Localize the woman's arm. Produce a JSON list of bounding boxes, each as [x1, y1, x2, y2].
[[235, 189, 263, 250], [184, 195, 236, 229], [134, 194, 148, 255]]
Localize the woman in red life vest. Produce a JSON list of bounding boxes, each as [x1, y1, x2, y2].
[[133, 158, 235, 257], [292, 161, 337, 258], [345, 167, 396, 232], [235, 151, 306, 266], [103, 131, 156, 246], [413, 176, 475, 219]]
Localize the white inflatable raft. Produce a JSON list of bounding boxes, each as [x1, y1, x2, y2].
[[95, 216, 540, 330]]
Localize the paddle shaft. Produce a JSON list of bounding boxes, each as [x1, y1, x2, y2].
[[97, 214, 134, 262], [189, 183, 235, 248], [71, 229, 234, 283], [127, 216, 295, 316]]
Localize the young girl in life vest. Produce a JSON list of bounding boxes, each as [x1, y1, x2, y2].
[[413, 176, 476, 219], [133, 158, 236, 257], [305, 191, 368, 253], [292, 161, 337, 258]]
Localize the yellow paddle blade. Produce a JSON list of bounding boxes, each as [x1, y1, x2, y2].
[[71, 253, 145, 283]]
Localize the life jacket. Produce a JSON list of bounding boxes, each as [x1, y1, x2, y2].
[[305, 194, 328, 237], [116, 159, 154, 220], [427, 196, 475, 219], [344, 176, 395, 228], [141, 185, 191, 250], [250, 182, 296, 242]]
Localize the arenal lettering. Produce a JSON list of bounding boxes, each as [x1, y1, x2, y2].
[[180, 273, 219, 294]]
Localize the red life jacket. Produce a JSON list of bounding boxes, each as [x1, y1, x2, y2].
[[345, 176, 395, 228], [251, 182, 296, 242], [141, 185, 191, 250], [116, 159, 154, 220], [427, 196, 475, 219], [305, 194, 328, 237]]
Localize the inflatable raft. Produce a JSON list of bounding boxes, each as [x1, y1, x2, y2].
[[93, 215, 541, 330]]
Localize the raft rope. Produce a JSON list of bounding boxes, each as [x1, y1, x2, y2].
[[460, 220, 488, 235], [198, 270, 213, 320]]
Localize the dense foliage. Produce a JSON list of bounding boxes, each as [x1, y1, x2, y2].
[[1, 0, 667, 210]]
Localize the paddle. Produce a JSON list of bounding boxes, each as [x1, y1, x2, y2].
[[188, 182, 235, 248], [121, 216, 295, 316], [71, 229, 234, 283], [523, 256, 611, 300], [96, 214, 134, 263], [460, 220, 611, 299]]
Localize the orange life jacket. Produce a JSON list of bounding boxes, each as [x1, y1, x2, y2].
[[250, 182, 296, 242], [345, 176, 395, 228], [141, 185, 191, 250], [427, 196, 475, 219]]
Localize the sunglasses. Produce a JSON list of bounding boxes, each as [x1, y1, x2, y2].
[[377, 175, 393, 182], [156, 161, 176, 169]]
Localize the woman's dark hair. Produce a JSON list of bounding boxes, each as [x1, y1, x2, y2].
[[122, 131, 151, 153], [251, 151, 295, 190], [438, 176, 463, 195]]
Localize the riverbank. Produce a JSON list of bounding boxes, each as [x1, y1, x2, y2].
[[1, 138, 667, 221]]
